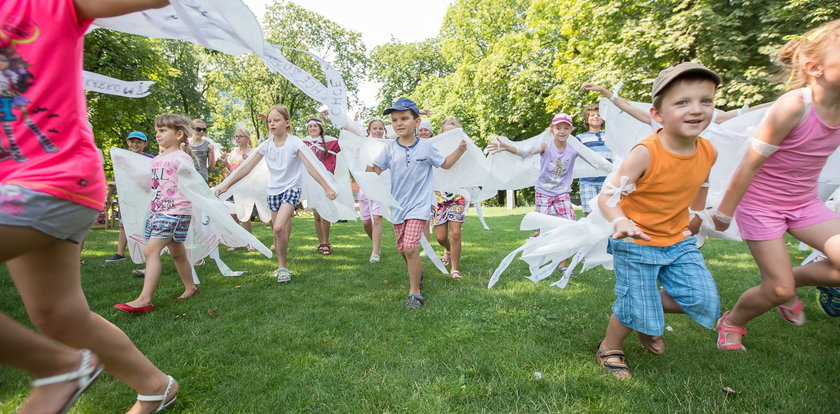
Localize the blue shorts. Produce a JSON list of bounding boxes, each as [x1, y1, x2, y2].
[[144, 213, 191, 242], [267, 188, 302, 211], [579, 183, 602, 213], [608, 236, 720, 336]]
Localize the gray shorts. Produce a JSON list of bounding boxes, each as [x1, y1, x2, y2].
[[0, 184, 99, 243]]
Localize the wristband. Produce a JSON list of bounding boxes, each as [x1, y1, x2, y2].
[[713, 209, 732, 224]]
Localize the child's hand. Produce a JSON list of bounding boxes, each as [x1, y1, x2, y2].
[[485, 138, 503, 154], [325, 189, 337, 200], [214, 186, 227, 197], [712, 215, 731, 232], [581, 83, 608, 96], [458, 139, 467, 153], [612, 219, 651, 241]]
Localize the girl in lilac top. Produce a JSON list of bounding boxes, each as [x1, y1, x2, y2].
[[713, 19, 840, 351]]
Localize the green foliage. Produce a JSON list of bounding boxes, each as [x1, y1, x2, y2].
[[370, 0, 840, 143]]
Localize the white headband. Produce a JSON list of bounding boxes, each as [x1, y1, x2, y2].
[[306, 120, 323, 127]]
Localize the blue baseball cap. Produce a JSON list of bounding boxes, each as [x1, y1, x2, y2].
[[126, 131, 147, 141], [382, 97, 419, 117]]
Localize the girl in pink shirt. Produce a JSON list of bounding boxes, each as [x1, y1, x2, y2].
[[115, 114, 199, 312], [0, 1, 177, 413], [713, 19, 840, 351]]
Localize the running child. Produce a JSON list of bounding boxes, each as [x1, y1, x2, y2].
[[358, 119, 387, 263], [115, 114, 199, 312], [215, 105, 336, 283], [367, 97, 467, 309], [713, 20, 840, 349], [433, 117, 467, 279], [487, 113, 582, 270], [302, 117, 341, 255], [575, 106, 611, 216], [106, 131, 155, 263], [596, 62, 722, 380], [0, 1, 177, 412]]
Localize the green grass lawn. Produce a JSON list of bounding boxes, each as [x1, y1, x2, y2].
[[1, 206, 839, 413]]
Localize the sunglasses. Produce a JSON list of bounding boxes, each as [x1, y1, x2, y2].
[[195, 127, 207, 132]]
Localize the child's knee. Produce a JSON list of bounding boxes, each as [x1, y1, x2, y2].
[[766, 284, 797, 303], [449, 229, 462, 243]]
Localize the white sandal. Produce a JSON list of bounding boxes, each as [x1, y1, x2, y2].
[[31, 349, 104, 414], [136, 375, 177, 412]]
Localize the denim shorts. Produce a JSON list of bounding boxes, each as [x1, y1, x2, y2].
[[608, 236, 720, 336], [0, 184, 98, 243]]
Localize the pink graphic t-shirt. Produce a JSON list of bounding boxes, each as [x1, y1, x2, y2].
[[0, 0, 106, 210], [150, 151, 193, 215]]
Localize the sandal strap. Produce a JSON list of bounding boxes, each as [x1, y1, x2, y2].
[[32, 349, 98, 387], [718, 323, 746, 336], [137, 375, 175, 412], [780, 299, 804, 313]]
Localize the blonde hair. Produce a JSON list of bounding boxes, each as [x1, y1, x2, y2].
[[440, 117, 462, 133], [234, 128, 252, 147], [267, 104, 292, 134], [367, 118, 386, 135], [778, 19, 840, 90], [155, 114, 194, 156]]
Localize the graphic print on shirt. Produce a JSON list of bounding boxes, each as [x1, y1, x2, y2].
[[150, 162, 177, 212], [0, 17, 60, 162]]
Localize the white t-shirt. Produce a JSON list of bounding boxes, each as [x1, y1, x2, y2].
[[256, 134, 306, 195]]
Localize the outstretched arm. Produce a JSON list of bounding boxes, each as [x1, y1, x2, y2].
[[582, 82, 652, 125], [712, 93, 803, 230], [75, 0, 169, 19], [597, 145, 651, 241], [486, 137, 546, 156], [714, 102, 774, 124], [214, 152, 263, 195], [298, 150, 337, 200]]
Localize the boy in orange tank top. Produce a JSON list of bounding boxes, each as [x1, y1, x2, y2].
[[594, 62, 722, 380]]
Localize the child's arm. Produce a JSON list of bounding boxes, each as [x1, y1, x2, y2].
[[74, 0, 169, 19], [713, 102, 774, 124], [365, 165, 383, 175], [298, 149, 337, 200], [712, 93, 803, 230], [597, 145, 652, 241], [486, 137, 546, 156], [688, 180, 710, 235], [441, 140, 468, 169], [581, 83, 652, 125], [341, 124, 363, 137], [213, 152, 264, 195]]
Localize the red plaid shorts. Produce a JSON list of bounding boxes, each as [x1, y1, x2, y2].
[[393, 219, 426, 251], [535, 192, 576, 220]]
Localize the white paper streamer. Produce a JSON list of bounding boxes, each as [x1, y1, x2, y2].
[[83, 71, 154, 98]]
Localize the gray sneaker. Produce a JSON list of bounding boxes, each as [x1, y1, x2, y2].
[[405, 294, 425, 310]]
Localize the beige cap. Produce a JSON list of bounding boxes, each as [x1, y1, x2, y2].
[[651, 62, 722, 99]]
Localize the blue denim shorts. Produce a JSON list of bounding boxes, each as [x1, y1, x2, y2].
[[608, 236, 720, 336]]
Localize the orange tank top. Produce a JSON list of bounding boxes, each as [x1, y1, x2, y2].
[[620, 131, 715, 247]]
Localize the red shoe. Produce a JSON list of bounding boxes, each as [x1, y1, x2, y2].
[[174, 288, 199, 302], [114, 303, 154, 313]]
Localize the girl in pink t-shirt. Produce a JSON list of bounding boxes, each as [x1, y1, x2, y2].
[[0, 1, 177, 413], [713, 19, 840, 351], [302, 117, 341, 255], [115, 114, 199, 313]]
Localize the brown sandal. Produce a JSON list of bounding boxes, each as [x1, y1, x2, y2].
[[596, 340, 632, 380]]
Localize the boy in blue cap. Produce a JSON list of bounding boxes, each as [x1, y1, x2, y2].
[[106, 131, 155, 263], [367, 97, 468, 309]]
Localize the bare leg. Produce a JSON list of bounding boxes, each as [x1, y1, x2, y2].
[[789, 219, 840, 288], [722, 237, 795, 347], [117, 227, 128, 256], [125, 238, 170, 307], [271, 205, 295, 269], [371, 215, 382, 256], [167, 241, 197, 299], [599, 314, 633, 380], [3, 227, 175, 414], [313, 210, 325, 245], [362, 219, 373, 240], [449, 222, 462, 272], [320, 217, 331, 247], [401, 247, 422, 295]]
